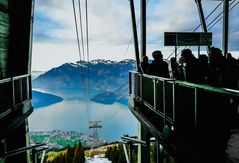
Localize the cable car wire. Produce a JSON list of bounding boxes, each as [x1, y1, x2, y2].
[[85, 0, 91, 123], [124, 0, 150, 57], [166, 1, 224, 60], [166, 0, 238, 60], [77, 0, 86, 61], [208, 0, 238, 30], [72, 0, 90, 122], [172, 0, 239, 61]]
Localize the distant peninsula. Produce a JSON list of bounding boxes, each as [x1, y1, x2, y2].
[[91, 91, 116, 105], [32, 90, 63, 109]]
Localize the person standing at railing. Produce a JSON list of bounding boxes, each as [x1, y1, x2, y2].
[[207, 47, 227, 87], [198, 54, 209, 84], [169, 57, 184, 80], [140, 55, 150, 74], [148, 50, 169, 78], [180, 49, 200, 83], [224, 53, 239, 90]]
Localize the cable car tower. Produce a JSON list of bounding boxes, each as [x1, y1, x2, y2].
[[89, 121, 102, 139]]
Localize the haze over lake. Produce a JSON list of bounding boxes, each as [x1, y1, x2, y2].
[[29, 91, 138, 142]]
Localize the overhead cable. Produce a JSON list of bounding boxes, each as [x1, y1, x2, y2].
[[124, 0, 150, 57], [172, 0, 239, 61], [77, 0, 86, 61], [208, 0, 238, 30], [166, 1, 224, 60], [72, 0, 89, 122], [85, 0, 91, 123]]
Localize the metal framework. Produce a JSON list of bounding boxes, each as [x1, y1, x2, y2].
[[121, 136, 146, 163], [129, 0, 140, 72], [128, 71, 239, 162], [89, 121, 102, 138], [223, 0, 230, 55]]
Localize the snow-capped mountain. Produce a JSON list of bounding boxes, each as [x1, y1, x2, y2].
[[32, 59, 136, 104]]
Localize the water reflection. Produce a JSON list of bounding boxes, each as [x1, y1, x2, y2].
[[29, 95, 138, 141]]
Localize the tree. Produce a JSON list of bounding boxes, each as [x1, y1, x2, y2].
[[106, 147, 112, 160], [72, 145, 80, 163], [118, 144, 127, 163], [65, 145, 72, 163], [78, 141, 85, 163]]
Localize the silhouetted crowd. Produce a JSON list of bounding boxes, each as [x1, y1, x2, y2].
[[140, 47, 239, 90]]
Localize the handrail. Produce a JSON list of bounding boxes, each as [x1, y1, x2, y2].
[[0, 78, 11, 84], [5, 143, 46, 157], [0, 74, 32, 119], [121, 136, 146, 146], [129, 70, 239, 97], [12, 74, 31, 80], [0, 74, 31, 84], [175, 81, 239, 97]]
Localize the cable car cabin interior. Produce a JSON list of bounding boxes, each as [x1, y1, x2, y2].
[[128, 0, 239, 163]]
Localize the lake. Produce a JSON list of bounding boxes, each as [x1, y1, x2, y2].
[[29, 91, 138, 142]]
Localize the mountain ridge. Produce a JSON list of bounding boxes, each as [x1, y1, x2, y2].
[[32, 59, 136, 105]]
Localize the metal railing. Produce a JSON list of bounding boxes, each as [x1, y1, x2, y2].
[[129, 71, 239, 134], [0, 74, 32, 119]]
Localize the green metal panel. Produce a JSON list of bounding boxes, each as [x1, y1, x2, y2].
[[175, 84, 195, 134], [136, 74, 141, 97], [142, 76, 154, 106], [197, 89, 232, 132], [156, 80, 163, 113], [165, 82, 174, 120], [196, 88, 232, 159], [176, 81, 239, 97], [0, 0, 9, 79]]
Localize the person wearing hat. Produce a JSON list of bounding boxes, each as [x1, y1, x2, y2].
[[149, 50, 169, 78]]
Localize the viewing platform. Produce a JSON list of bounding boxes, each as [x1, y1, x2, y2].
[[128, 71, 239, 162]]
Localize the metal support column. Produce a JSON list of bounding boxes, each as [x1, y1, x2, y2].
[[139, 4, 147, 162], [123, 143, 130, 163], [129, 0, 141, 72], [129, 142, 133, 163], [141, 0, 146, 58], [195, 0, 209, 52], [195, 0, 207, 33], [137, 123, 150, 163], [223, 0, 229, 56]]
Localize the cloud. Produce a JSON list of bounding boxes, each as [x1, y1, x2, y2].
[[32, 0, 239, 70], [33, 10, 65, 42], [34, 0, 132, 45]]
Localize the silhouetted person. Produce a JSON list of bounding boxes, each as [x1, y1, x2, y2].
[[180, 49, 199, 83], [169, 57, 184, 80], [224, 53, 239, 90], [198, 54, 209, 84], [207, 47, 226, 87], [149, 50, 169, 78], [140, 56, 149, 74]]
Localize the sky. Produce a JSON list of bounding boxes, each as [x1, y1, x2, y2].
[[32, 0, 239, 71]]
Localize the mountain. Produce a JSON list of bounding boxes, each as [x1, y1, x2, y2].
[[32, 59, 135, 105], [90, 83, 128, 105], [32, 59, 136, 103], [31, 70, 45, 80], [32, 90, 63, 108]]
